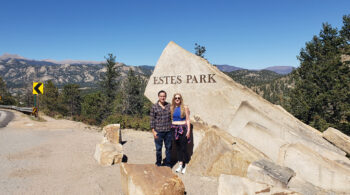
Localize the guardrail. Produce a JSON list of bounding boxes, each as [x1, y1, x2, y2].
[[0, 105, 33, 114]]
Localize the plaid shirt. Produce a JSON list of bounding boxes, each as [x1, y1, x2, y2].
[[150, 101, 171, 132]]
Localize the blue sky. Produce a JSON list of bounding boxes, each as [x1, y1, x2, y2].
[[0, 0, 349, 69]]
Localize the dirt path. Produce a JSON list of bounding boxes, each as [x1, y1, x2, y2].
[[0, 110, 217, 195]]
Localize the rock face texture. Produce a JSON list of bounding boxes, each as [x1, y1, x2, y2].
[[187, 128, 267, 177], [323, 127, 350, 155], [287, 176, 334, 195], [120, 163, 185, 195], [144, 41, 350, 194], [277, 143, 350, 192], [247, 159, 295, 188], [218, 174, 300, 195]]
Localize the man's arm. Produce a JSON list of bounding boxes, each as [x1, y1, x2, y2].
[[150, 105, 158, 139]]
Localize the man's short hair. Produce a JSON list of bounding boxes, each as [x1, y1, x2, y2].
[[158, 90, 167, 96]]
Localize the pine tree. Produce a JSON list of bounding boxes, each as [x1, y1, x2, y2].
[[289, 17, 350, 134], [81, 92, 107, 124], [0, 77, 16, 105], [122, 69, 143, 116], [62, 84, 81, 116], [194, 43, 206, 58], [41, 80, 66, 116], [100, 53, 120, 102]]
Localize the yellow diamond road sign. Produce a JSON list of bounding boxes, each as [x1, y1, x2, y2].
[[33, 82, 44, 94]]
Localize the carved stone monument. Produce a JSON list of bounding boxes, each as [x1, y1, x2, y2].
[[144, 41, 350, 193]]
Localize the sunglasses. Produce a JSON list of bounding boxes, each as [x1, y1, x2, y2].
[[174, 97, 181, 100]]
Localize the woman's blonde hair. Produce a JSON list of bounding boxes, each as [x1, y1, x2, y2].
[[171, 93, 185, 120]]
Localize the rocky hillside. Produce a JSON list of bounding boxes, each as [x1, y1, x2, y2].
[[224, 69, 284, 88], [264, 66, 295, 75], [215, 65, 295, 75], [0, 54, 150, 95], [223, 69, 294, 105]]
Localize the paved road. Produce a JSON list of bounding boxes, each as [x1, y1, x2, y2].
[[0, 110, 14, 128]]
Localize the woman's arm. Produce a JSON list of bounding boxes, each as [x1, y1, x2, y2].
[[185, 106, 191, 139]]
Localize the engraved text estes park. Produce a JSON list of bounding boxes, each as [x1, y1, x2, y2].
[[153, 74, 216, 85]]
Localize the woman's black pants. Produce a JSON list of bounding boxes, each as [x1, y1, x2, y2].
[[175, 127, 189, 164]]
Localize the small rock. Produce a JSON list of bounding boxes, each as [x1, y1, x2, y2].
[[94, 141, 123, 166], [102, 124, 121, 144]]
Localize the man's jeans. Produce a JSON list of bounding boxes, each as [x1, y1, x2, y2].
[[154, 131, 173, 167]]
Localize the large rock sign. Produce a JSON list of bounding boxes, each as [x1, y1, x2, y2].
[[144, 41, 345, 159], [144, 41, 350, 193]]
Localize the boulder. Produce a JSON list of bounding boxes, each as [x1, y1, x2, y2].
[[94, 141, 123, 166], [278, 143, 350, 193], [229, 102, 346, 162], [120, 163, 185, 195], [102, 124, 121, 144], [247, 159, 295, 188], [323, 127, 350, 155], [218, 174, 300, 195], [187, 128, 267, 177], [144, 41, 344, 162]]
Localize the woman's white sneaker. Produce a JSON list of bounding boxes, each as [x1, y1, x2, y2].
[[175, 164, 183, 173], [181, 166, 186, 174]]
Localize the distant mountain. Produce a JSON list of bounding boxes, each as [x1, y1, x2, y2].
[[215, 64, 244, 72], [0, 53, 27, 60], [0, 53, 103, 65], [263, 66, 295, 75], [0, 53, 151, 95], [137, 65, 154, 76], [215, 64, 295, 75], [42, 59, 103, 65]]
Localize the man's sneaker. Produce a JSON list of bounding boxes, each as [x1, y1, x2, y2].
[[175, 164, 183, 173], [181, 165, 186, 174]]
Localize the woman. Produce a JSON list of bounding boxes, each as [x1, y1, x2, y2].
[[171, 93, 191, 174]]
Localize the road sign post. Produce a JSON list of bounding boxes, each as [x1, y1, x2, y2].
[[33, 82, 44, 117], [34, 94, 36, 107]]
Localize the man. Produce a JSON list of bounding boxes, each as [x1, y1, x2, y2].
[[150, 90, 172, 167]]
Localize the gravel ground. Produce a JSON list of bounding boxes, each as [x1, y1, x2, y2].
[[0, 110, 218, 195]]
